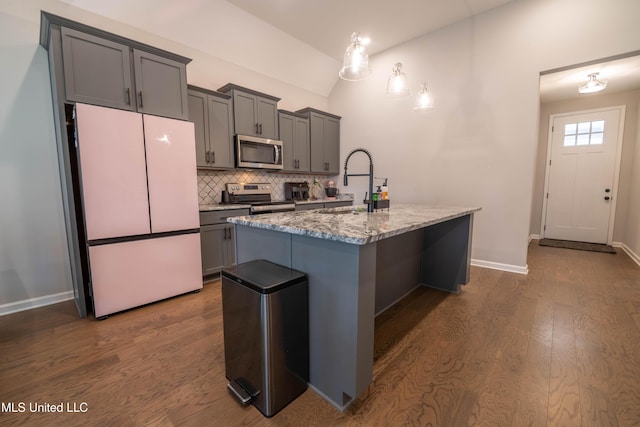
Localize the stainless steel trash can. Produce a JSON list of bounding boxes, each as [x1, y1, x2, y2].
[[222, 259, 308, 417]]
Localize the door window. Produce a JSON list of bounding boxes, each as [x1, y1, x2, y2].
[[563, 120, 605, 146]]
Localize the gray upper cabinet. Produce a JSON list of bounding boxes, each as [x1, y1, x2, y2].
[[188, 86, 234, 170], [132, 50, 188, 120], [58, 21, 190, 120], [218, 84, 280, 139], [279, 110, 310, 173], [298, 108, 341, 175], [61, 27, 134, 110]]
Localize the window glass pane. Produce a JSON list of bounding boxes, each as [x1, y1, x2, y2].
[[590, 132, 604, 145], [591, 120, 605, 133], [577, 134, 590, 145], [564, 123, 577, 135], [564, 135, 576, 146], [577, 122, 591, 134]]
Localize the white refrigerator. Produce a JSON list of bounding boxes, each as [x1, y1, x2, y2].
[[75, 103, 202, 318]]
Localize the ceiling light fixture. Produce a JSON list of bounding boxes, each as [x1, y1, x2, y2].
[[338, 32, 371, 81], [387, 62, 411, 98], [578, 72, 607, 94], [386, 63, 410, 98], [413, 83, 434, 111]]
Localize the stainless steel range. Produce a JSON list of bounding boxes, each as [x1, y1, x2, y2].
[[224, 183, 295, 215]]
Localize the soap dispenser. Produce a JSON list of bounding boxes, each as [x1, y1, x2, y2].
[[381, 178, 388, 200]]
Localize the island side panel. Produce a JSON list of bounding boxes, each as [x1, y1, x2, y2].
[[291, 234, 376, 411], [374, 229, 423, 315], [420, 213, 474, 293], [234, 224, 292, 267]]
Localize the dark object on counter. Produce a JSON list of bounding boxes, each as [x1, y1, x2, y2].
[[325, 187, 339, 197], [222, 260, 309, 418], [221, 190, 230, 204], [284, 181, 310, 200], [344, 148, 374, 212]]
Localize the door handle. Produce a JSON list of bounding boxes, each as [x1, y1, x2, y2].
[[125, 88, 131, 105], [205, 151, 210, 163], [605, 188, 611, 193], [138, 91, 144, 108], [604, 196, 611, 201]]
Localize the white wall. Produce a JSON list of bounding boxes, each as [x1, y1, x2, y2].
[[329, 0, 640, 271], [531, 90, 640, 242], [624, 97, 640, 262], [0, 1, 330, 313], [0, 12, 72, 310]]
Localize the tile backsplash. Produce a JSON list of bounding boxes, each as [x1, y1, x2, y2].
[[198, 170, 340, 204]]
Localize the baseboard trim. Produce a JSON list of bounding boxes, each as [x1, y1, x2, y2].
[[529, 234, 541, 243], [0, 291, 74, 317], [471, 259, 529, 275], [613, 241, 640, 267]]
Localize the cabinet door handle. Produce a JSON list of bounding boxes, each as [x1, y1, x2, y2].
[[138, 91, 144, 109], [227, 227, 233, 241], [255, 123, 259, 134], [259, 123, 263, 134], [125, 88, 131, 105], [205, 151, 210, 163], [211, 151, 215, 164]]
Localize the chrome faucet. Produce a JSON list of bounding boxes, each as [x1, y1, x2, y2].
[[343, 148, 374, 213]]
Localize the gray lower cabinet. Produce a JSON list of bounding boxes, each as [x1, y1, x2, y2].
[[59, 26, 189, 120], [200, 209, 250, 277], [297, 108, 341, 175], [218, 84, 280, 139], [188, 87, 235, 169], [279, 110, 310, 172]]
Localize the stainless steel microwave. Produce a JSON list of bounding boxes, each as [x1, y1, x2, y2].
[[236, 134, 283, 170]]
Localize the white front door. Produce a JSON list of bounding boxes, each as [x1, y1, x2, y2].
[[543, 108, 622, 244]]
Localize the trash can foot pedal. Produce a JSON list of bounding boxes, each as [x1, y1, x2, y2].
[[227, 381, 252, 405]]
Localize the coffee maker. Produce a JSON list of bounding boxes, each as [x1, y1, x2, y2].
[[284, 182, 310, 201]]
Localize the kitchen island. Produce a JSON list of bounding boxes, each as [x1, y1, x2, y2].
[[228, 204, 480, 411]]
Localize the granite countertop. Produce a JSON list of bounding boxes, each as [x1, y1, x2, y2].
[[227, 204, 481, 245]]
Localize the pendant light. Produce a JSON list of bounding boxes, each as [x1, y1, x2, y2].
[[578, 72, 607, 94], [413, 82, 434, 111], [385, 63, 410, 98], [338, 32, 371, 81]]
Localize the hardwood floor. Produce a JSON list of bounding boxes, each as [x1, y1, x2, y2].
[[1, 242, 639, 426]]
